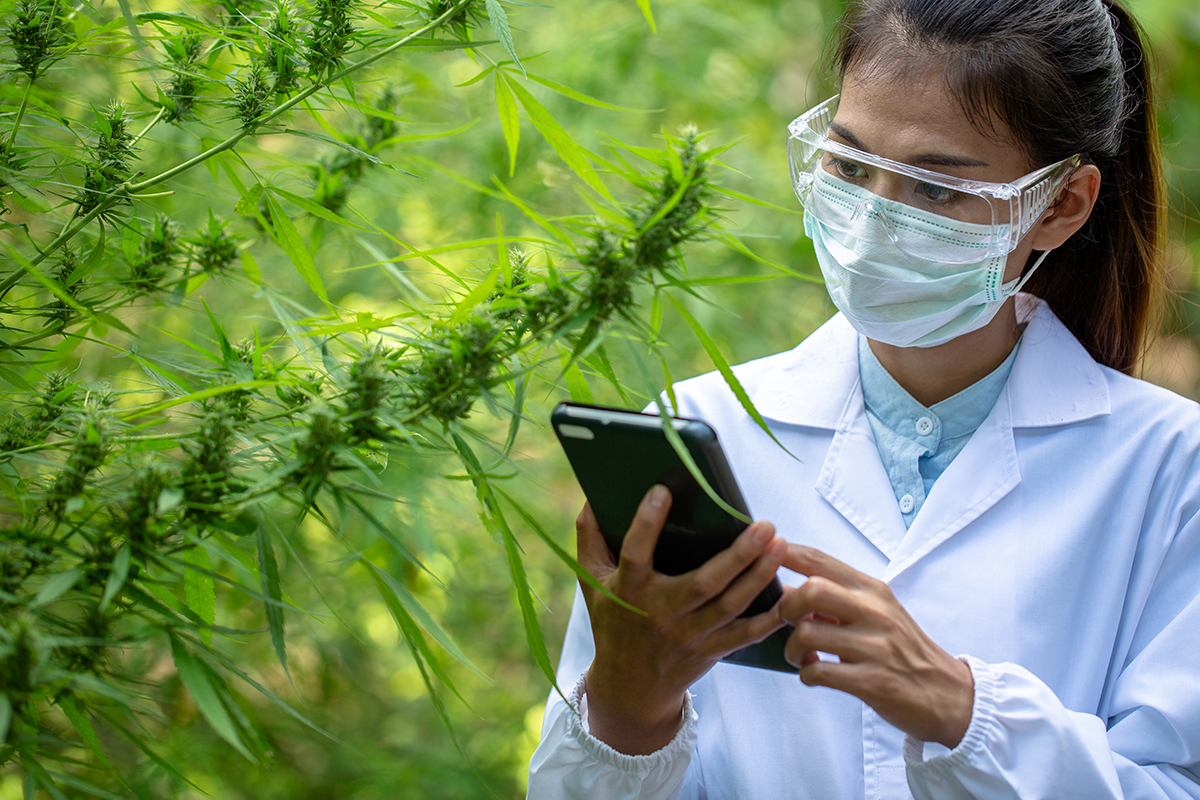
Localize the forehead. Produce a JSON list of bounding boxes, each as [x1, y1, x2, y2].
[[835, 66, 1032, 179]]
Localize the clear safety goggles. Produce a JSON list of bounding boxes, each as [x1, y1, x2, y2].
[[788, 95, 1082, 265]]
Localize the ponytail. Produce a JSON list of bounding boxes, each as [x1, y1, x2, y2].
[[836, 0, 1167, 375], [1021, 1, 1164, 375]]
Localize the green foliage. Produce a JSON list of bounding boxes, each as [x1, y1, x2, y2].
[[0, 0, 815, 794], [0, 0, 1194, 796]]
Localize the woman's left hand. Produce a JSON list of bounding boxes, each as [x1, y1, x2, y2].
[[779, 544, 975, 749]]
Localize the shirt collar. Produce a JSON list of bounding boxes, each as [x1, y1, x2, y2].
[[751, 294, 1110, 430], [859, 333, 1020, 444]]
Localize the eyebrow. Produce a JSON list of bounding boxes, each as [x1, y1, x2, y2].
[[828, 121, 991, 169]]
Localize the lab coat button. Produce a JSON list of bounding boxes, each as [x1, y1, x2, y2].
[[916, 416, 934, 435], [899, 494, 915, 513]]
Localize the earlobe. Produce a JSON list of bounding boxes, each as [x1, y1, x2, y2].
[[1028, 164, 1102, 251]]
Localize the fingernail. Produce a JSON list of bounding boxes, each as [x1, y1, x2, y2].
[[750, 523, 771, 545], [647, 485, 669, 508], [766, 538, 786, 559]]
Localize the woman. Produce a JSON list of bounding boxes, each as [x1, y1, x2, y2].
[[527, 0, 1200, 797]]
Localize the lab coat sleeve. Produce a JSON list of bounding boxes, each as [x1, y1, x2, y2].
[[525, 673, 699, 800], [905, 501, 1200, 800], [525, 587, 701, 800]]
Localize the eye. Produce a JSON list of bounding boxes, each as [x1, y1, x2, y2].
[[826, 156, 867, 181], [915, 181, 959, 205]]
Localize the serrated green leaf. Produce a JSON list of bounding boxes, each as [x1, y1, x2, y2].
[[269, 187, 374, 233], [665, 294, 799, 462], [496, 488, 643, 615], [452, 434, 559, 695], [635, 0, 657, 33], [282, 129, 390, 168], [40, 771, 125, 800], [495, 72, 520, 176], [371, 562, 485, 679], [504, 78, 614, 201], [255, 526, 290, 686], [455, 64, 496, 87], [22, 758, 67, 800], [240, 249, 261, 285], [491, 177, 574, 248], [450, 265, 500, 325], [366, 564, 471, 708], [234, 183, 264, 217], [202, 297, 236, 366], [264, 191, 330, 307], [183, 547, 216, 647], [485, 0, 524, 76], [526, 72, 655, 112], [0, 694, 10, 744], [99, 545, 131, 613], [58, 695, 117, 777], [4, 176, 50, 213], [170, 638, 255, 762], [33, 568, 83, 607]]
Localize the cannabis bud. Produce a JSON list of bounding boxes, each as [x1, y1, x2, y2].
[[163, 34, 205, 122], [305, 0, 355, 80], [231, 63, 272, 129], [75, 102, 136, 213], [46, 403, 111, 520], [128, 213, 180, 295], [264, 2, 302, 95], [7, 0, 69, 82], [189, 212, 240, 274]]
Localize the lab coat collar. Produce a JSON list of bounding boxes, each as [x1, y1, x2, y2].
[[753, 295, 1111, 568], [751, 294, 1111, 431]]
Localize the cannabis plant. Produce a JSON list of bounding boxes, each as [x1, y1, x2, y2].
[[0, 0, 805, 793]]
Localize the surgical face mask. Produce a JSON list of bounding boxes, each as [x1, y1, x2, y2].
[[803, 168, 1052, 348], [787, 95, 1075, 348]]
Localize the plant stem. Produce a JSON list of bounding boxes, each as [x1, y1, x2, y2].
[[131, 107, 167, 148], [7, 80, 34, 151]]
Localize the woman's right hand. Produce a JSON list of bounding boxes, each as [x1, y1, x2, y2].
[[578, 484, 788, 755]]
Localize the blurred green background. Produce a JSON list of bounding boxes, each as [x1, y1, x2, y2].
[[3, 0, 1198, 797]]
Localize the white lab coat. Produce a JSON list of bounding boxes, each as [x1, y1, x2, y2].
[[526, 296, 1200, 799]]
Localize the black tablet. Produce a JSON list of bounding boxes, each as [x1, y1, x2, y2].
[[551, 401, 793, 673]]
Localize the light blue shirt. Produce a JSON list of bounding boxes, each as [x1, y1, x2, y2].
[[858, 335, 1020, 527]]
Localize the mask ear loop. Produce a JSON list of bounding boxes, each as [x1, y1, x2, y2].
[[1005, 165, 1076, 296], [1001, 248, 1054, 296]]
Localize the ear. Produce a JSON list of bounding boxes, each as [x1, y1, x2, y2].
[[1027, 163, 1102, 251]]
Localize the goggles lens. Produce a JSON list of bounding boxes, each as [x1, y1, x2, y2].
[[788, 96, 1080, 265]]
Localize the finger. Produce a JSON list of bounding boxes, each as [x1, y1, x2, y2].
[[682, 521, 777, 611], [798, 658, 879, 699], [617, 485, 672, 574], [707, 605, 789, 658], [694, 536, 787, 625], [575, 503, 616, 576], [778, 575, 864, 626], [781, 543, 869, 589], [785, 615, 874, 664]]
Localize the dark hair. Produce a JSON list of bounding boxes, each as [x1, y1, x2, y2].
[[834, 0, 1164, 375]]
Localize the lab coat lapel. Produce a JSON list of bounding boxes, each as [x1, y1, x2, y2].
[[754, 315, 910, 560], [751, 297, 1108, 573], [816, 382, 910, 560]]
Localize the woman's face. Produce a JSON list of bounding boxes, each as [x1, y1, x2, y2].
[[831, 66, 1041, 283]]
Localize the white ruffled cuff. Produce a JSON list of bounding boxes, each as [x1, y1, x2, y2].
[[903, 654, 994, 769], [568, 672, 699, 776]]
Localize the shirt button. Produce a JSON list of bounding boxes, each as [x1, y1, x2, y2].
[[915, 416, 934, 435], [899, 494, 915, 514]]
